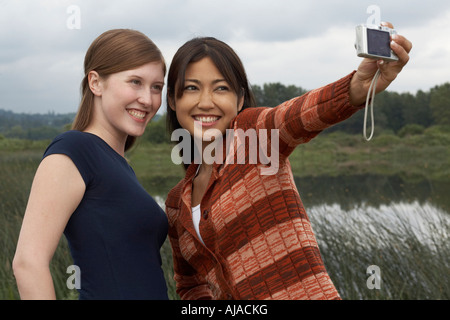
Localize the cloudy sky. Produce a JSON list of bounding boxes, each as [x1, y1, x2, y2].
[[1, 0, 449, 114]]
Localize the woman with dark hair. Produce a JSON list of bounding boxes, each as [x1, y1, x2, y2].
[[13, 29, 169, 300], [165, 26, 412, 300]]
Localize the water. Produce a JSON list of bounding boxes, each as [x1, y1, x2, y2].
[[308, 201, 449, 252], [153, 173, 450, 242], [152, 173, 450, 299], [154, 180, 450, 259]]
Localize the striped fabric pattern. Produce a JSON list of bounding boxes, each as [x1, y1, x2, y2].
[[165, 72, 362, 300]]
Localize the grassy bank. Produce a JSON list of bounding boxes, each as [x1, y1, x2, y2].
[[289, 129, 450, 181], [1, 129, 449, 300], [129, 126, 450, 187]]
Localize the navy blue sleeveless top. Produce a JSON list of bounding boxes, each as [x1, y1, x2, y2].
[[43, 131, 169, 300]]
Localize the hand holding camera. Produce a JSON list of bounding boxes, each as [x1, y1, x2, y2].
[[351, 21, 412, 140], [355, 24, 399, 62], [349, 22, 412, 106]]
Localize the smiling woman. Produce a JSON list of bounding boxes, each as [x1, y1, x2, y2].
[[163, 32, 411, 300], [72, 29, 166, 152], [169, 57, 244, 142], [84, 61, 165, 154], [13, 29, 170, 300]]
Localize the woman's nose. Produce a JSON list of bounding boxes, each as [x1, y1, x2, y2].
[[198, 90, 214, 109], [138, 89, 153, 107]]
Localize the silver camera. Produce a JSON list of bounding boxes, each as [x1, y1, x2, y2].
[[355, 24, 398, 62]]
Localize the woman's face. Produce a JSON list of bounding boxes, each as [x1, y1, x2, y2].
[[92, 61, 165, 140], [171, 57, 244, 144]]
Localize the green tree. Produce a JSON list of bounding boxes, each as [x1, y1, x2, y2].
[[252, 83, 306, 107], [407, 90, 432, 127], [26, 126, 61, 140], [143, 114, 168, 144], [8, 125, 26, 139], [377, 91, 405, 133], [430, 83, 450, 126]]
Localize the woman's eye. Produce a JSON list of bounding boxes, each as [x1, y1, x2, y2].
[[151, 84, 163, 93], [216, 86, 229, 91], [184, 85, 197, 91], [131, 79, 141, 85]]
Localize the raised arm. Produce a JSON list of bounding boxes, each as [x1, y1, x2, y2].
[[238, 22, 412, 160]]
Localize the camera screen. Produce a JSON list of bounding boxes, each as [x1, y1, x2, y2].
[[367, 28, 391, 57]]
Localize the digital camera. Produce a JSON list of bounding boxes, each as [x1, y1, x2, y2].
[[355, 24, 398, 62]]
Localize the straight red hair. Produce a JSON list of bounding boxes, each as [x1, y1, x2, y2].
[[72, 29, 166, 151]]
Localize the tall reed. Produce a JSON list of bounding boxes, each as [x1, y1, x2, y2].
[[309, 202, 450, 299]]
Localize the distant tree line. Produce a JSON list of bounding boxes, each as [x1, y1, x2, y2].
[[0, 82, 449, 142], [0, 110, 75, 140], [252, 82, 450, 136]]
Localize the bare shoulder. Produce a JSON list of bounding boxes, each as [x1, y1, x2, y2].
[[30, 154, 86, 215]]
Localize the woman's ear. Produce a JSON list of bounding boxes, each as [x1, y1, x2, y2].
[[88, 71, 103, 97], [168, 95, 176, 111], [237, 89, 245, 112]]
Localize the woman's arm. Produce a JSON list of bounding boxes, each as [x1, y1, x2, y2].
[[12, 154, 85, 299], [240, 72, 360, 161], [239, 22, 412, 160]]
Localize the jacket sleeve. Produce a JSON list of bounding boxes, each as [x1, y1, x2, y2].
[[237, 71, 363, 159]]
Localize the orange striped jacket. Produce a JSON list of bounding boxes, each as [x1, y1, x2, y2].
[[165, 72, 362, 300]]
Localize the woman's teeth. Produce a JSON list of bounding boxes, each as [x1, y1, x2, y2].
[[128, 110, 146, 119], [194, 116, 219, 123]]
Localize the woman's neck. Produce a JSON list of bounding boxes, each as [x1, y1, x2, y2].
[[83, 125, 127, 157]]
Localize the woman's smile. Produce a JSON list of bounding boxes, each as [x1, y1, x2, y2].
[[193, 114, 221, 127], [127, 108, 148, 122]]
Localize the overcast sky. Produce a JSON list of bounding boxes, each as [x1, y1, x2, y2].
[[1, 0, 449, 114]]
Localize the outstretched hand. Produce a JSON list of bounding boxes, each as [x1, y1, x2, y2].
[[349, 22, 413, 106]]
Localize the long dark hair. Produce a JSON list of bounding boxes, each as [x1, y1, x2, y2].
[[166, 37, 256, 169]]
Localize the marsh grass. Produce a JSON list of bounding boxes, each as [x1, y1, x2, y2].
[[310, 202, 450, 299]]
